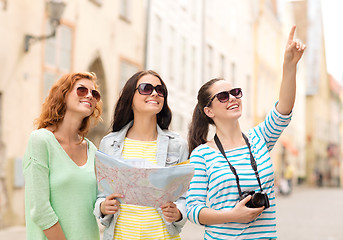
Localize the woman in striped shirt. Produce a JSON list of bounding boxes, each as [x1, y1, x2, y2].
[[94, 70, 189, 240], [186, 26, 306, 239]]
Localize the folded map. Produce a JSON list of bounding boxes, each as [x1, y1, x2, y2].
[[95, 151, 194, 208]]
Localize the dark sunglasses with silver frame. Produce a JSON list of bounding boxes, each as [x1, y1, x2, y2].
[[206, 88, 242, 107], [136, 83, 167, 98]]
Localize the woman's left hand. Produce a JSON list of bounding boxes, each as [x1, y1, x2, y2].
[[161, 202, 182, 223], [284, 25, 306, 65]]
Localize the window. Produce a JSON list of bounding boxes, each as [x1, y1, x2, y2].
[[43, 24, 73, 96], [190, 0, 197, 20], [180, 37, 187, 88], [168, 26, 175, 83], [89, 0, 103, 6], [119, 60, 139, 89], [59, 26, 72, 71], [206, 45, 213, 81], [220, 54, 226, 78], [14, 158, 24, 188], [179, 0, 187, 10], [229, 8, 237, 38], [43, 72, 58, 96], [246, 75, 251, 117], [266, 0, 278, 16], [119, 0, 131, 21], [191, 45, 196, 87], [231, 62, 236, 86], [152, 15, 162, 72], [0, 0, 7, 10]]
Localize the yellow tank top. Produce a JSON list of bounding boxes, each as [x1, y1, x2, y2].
[[113, 138, 180, 240]]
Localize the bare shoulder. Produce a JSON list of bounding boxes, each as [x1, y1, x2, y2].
[[206, 139, 216, 149]]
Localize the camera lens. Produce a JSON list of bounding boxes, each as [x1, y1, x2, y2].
[[251, 193, 266, 208]]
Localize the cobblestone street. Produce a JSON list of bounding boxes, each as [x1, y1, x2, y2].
[[1, 187, 342, 239]]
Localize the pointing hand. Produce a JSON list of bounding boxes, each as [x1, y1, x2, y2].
[[284, 25, 306, 65]]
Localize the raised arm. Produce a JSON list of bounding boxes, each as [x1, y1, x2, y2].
[[277, 25, 306, 115]]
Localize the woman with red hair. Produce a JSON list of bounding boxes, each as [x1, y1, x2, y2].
[[23, 72, 102, 240]]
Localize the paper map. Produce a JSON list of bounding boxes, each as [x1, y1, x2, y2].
[[95, 151, 194, 208]]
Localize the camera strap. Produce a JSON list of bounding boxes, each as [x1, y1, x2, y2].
[[214, 133, 264, 196], [241, 133, 264, 192]]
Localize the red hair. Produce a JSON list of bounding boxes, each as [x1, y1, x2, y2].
[[35, 72, 102, 140]]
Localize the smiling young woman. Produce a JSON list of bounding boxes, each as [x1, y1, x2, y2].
[[94, 70, 189, 240], [23, 72, 102, 240], [186, 25, 306, 240]]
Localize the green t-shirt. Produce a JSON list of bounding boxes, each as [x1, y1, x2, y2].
[[23, 128, 100, 240]]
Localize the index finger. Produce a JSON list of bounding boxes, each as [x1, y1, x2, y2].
[[106, 193, 124, 200], [161, 202, 175, 209], [288, 25, 296, 42], [251, 206, 265, 213]]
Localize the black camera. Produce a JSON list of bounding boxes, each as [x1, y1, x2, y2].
[[240, 191, 270, 209]]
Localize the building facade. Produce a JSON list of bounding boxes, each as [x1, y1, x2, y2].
[[145, 0, 256, 139], [293, 0, 342, 187], [0, 0, 146, 227]]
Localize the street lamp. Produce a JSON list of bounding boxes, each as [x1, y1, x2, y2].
[[24, 0, 66, 52]]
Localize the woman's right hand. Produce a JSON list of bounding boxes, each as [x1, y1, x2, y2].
[[100, 193, 124, 215], [198, 195, 265, 225], [230, 195, 265, 223]]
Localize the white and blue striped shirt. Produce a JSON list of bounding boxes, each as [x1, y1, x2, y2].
[[186, 104, 292, 239]]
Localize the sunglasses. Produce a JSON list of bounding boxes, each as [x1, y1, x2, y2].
[[76, 86, 101, 102], [206, 88, 242, 107], [136, 83, 167, 98]]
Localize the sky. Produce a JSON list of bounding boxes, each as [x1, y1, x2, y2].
[[321, 0, 343, 84]]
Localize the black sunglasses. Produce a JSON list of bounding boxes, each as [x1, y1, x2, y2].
[[206, 88, 242, 107], [76, 86, 101, 102], [136, 83, 167, 98]]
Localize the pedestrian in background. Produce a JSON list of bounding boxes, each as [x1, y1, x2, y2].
[[93, 70, 189, 240], [23, 72, 102, 240], [284, 160, 294, 194], [186, 25, 306, 239]]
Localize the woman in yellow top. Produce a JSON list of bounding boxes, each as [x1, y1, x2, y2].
[[94, 70, 189, 240]]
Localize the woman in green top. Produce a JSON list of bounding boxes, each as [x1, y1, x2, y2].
[[23, 72, 102, 240]]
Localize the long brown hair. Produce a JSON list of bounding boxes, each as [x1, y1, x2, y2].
[[35, 72, 102, 140], [188, 78, 223, 153], [111, 70, 171, 132]]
